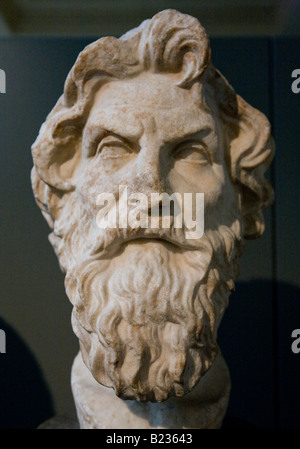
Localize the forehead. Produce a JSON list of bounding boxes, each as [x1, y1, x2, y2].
[[86, 74, 218, 141]]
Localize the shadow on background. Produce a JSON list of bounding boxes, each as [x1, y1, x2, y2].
[[219, 279, 300, 429], [0, 317, 54, 429]]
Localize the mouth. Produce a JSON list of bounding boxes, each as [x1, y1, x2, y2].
[[92, 227, 202, 260], [123, 236, 182, 251]]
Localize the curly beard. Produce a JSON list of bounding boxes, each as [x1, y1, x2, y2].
[[52, 192, 243, 402]]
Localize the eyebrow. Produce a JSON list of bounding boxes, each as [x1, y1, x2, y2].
[[86, 110, 144, 142], [168, 127, 213, 146], [83, 109, 216, 157]]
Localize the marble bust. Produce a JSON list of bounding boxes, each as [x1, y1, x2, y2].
[[31, 9, 274, 428]]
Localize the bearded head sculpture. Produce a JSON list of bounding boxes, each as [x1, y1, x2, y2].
[[31, 10, 274, 428]]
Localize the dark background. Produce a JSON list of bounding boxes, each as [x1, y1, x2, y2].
[[0, 35, 299, 429]]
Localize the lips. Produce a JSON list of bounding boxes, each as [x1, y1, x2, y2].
[[90, 225, 206, 259]]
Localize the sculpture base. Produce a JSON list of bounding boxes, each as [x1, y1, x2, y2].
[[71, 350, 231, 429]]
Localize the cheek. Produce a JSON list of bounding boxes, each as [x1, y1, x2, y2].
[[205, 172, 240, 229], [169, 163, 225, 200], [169, 164, 228, 230], [75, 160, 119, 215]]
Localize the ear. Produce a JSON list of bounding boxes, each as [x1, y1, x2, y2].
[[224, 95, 274, 239], [31, 94, 83, 193]]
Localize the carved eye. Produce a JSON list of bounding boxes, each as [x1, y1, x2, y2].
[[96, 135, 133, 159], [174, 142, 210, 165]]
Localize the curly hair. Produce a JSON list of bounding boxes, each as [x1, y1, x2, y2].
[[31, 8, 274, 241]]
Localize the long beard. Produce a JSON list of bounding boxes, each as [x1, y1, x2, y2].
[[53, 193, 243, 402]]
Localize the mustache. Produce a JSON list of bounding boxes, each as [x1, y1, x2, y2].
[[84, 218, 211, 260]]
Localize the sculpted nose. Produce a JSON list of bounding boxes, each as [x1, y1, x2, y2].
[[133, 145, 167, 197]]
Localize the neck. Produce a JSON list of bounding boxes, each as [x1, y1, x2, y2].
[[71, 349, 230, 429]]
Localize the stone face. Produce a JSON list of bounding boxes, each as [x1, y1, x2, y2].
[[31, 9, 274, 428]]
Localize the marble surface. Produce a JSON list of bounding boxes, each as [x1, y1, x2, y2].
[[31, 9, 274, 428]]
